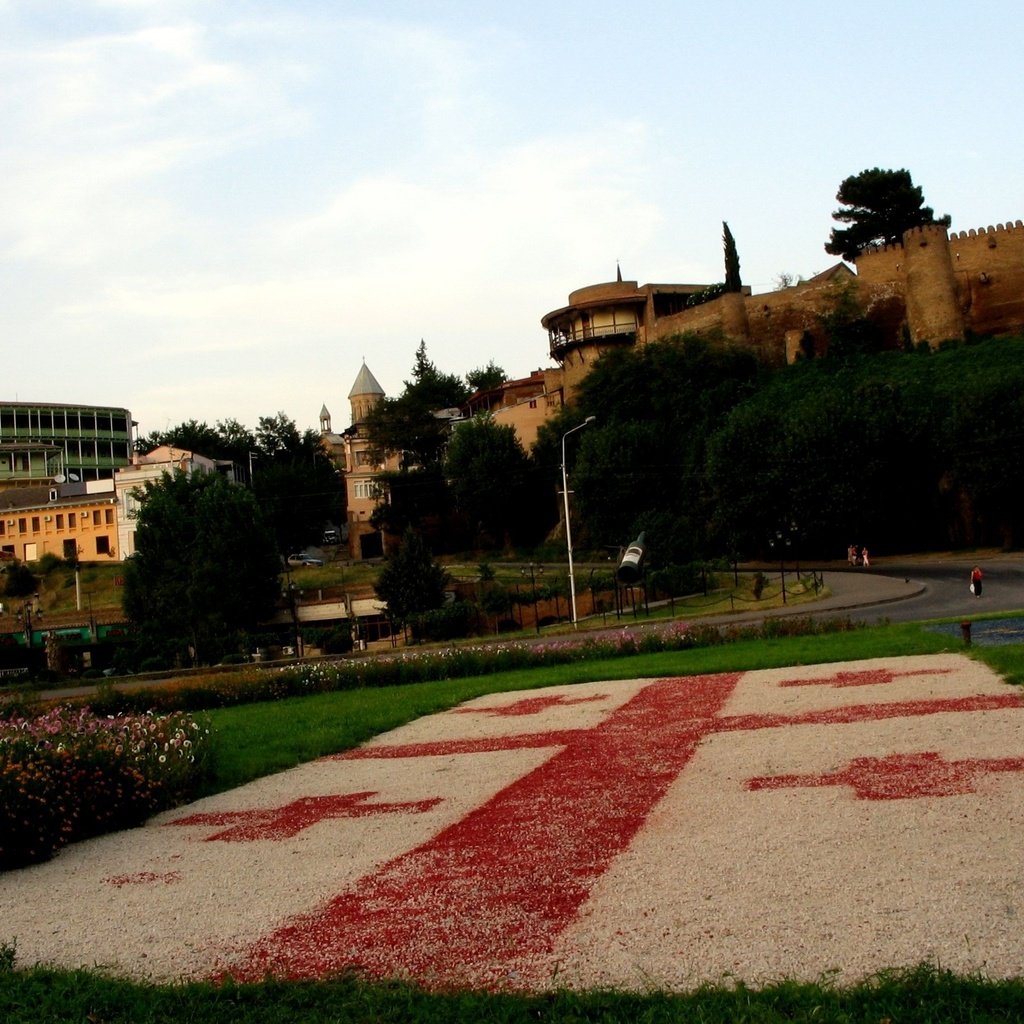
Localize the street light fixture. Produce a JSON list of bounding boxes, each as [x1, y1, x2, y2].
[[561, 416, 596, 629]]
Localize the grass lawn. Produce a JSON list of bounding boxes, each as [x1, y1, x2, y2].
[[5, 622, 1024, 1022], [203, 620, 957, 794]]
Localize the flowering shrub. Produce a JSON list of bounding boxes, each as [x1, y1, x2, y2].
[[0, 706, 211, 871], [81, 616, 860, 717]]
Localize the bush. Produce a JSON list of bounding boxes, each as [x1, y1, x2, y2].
[[322, 627, 354, 655], [0, 707, 212, 870], [3, 562, 36, 598], [411, 601, 475, 642], [73, 615, 864, 718], [36, 553, 66, 575]]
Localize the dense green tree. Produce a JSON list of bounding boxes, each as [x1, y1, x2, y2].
[[366, 343, 468, 470], [141, 413, 343, 552], [122, 472, 281, 666], [443, 414, 533, 547], [363, 342, 470, 541], [405, 340, 470, 411], [723, 221, 742, 293], [136, 419, 223, 458], [374, 527, 449, 628], [136, 418, 258, 478], [825, 167, 950, 262], [465, 361, 507, 392], [249, 412, 344, 555], [3, 561, 37, 598], [536, 335, 761, 564], [369, 465, 453, 545]]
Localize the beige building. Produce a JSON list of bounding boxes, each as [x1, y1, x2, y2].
[[463, 369, 563, 450], [321, 362, 394, 561], [0, 482, 120, 563]]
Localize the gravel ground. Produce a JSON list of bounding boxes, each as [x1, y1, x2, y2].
[[2, 653, 1023, 992]]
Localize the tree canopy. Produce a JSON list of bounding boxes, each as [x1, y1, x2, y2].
[[443, 414, 535, 548], [366, 342, 469, 470], [374, 526, 449, 627], [723, 222, 742, 293], [122, 472, 282, 666], [825, 167, 950, 262], [465, 361, 507, 393], [140, 412, 344, 554]]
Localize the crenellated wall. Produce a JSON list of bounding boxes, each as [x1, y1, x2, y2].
[[643, 217, 1024, 361], [545, 212, 1024, 394]]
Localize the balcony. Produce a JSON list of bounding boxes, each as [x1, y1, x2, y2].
[[548, 322, 637, 360]]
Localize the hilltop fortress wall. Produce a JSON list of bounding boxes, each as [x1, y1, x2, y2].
[[644, 220, 1024, 361]]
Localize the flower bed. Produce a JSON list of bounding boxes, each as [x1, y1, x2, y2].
[[0, 706, 211, 871], [83, 616, 861, 716]]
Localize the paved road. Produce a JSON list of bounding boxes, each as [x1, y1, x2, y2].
[[25, 553, 1024, 704], [712, 552, 1024, 629]]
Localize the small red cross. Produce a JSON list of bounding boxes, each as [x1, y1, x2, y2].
[[747, 750, 1024, 800], [455, 693, 607, 717], [778, 667, 952, 688], [167, 792, 442, 842]]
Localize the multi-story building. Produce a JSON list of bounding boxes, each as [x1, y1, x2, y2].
[[462, 369, 563, 450], [0, 402, 135, 490], [0, 482, 120, 563]]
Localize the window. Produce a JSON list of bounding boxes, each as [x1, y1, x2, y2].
[[63, 539, 77, 559], [56, 514, 64, 530], [18, 518, 26, 533], [104, 508, 113, 524], [353, 481, 376, 499], [95, 536, 110, 555], [31, 517, 40, 532], [92, 510, 101, 525], [68, 512, 76, 528], [0, 521, 4, 535]]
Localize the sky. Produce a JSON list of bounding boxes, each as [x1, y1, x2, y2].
[[3, 1, 1023, 438]]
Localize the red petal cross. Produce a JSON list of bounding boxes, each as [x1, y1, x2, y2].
[[747, 751, 1024, 800], [166, 792, 442, 842]]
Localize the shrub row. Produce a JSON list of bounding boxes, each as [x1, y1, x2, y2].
[[82, 615, 861, 716], [0, 706, 212, 871]]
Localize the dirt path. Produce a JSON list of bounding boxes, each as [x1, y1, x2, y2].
[[2, 653, 1023, 991]]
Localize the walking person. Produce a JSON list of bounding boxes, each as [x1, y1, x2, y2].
[[971, 565, 983, 597], [861, 547, 870, 568]]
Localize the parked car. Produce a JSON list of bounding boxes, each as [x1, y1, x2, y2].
[[287, 553, 324, 567]]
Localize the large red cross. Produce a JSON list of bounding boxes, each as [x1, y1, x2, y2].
[[222, 668, 1024, 987], [778, 667, 953, 688], [748, 750, 1024, 800], [167, 792, 442, 842]]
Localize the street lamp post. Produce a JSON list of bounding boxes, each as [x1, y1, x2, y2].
[[561, 416, 596, 629]]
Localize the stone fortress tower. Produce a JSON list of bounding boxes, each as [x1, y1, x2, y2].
[[543, 216, 1024, 391]]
